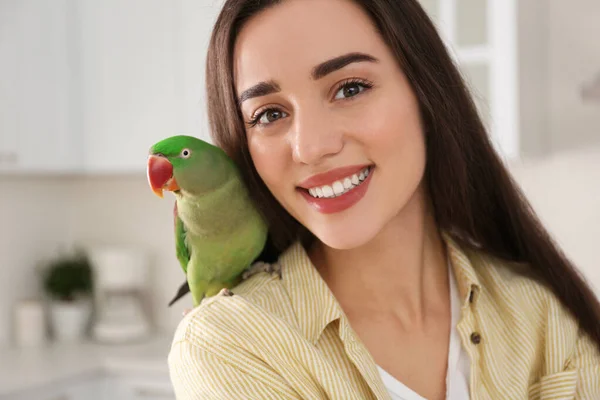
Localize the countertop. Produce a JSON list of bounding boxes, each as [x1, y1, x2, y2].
[[0, 333, 174, 396]]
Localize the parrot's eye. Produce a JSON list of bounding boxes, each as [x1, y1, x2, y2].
[[180, 149, 191, 158]]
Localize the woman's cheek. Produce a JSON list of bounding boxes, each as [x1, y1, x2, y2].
[[248, 135, 288, 192]]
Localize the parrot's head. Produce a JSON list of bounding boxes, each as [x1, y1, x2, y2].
[[147, 135, 233, 198]]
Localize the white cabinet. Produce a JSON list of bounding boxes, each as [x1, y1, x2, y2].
[[0, 0, 81, 173], [1, 0, 221, 175], [76, 0, 178, 173], [172, 0, 222, 146], [76, 0, 221, 173]]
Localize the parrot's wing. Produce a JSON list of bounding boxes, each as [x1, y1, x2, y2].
[[167, 202, 277, 307], [167, 202, 192, 307], [174, 202, 190, 274]]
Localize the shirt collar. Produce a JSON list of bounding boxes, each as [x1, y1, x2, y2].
[[279, 231, 483, 344], [442, 231, 482, 308], [280, 241, 341, 345]]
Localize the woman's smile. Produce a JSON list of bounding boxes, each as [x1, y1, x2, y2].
[[297, 165, 374, 214]]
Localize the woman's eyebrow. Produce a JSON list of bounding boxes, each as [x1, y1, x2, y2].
[[311, 52, 379, 80], [238, 52, 378, 105], [239, 81, 280, 105]]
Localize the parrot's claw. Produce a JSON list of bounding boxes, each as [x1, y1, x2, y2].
[[219, 288, 234, 297], [242, 261, 283, 280]]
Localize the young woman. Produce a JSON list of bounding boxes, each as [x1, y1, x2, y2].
[[168, 0, 600, 398]]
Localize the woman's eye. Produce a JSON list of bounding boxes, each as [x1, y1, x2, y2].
[[257, 109, 287, 125], [334, 82, 369, 100]]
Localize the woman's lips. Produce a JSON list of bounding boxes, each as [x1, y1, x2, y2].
[[297, 164, 372, 189], [298, 167, 374, 214]]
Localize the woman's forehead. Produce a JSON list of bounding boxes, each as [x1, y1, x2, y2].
[[233, 0, 383, 89]]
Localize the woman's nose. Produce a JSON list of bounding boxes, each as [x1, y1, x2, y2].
[[290, 108, 344, 165]]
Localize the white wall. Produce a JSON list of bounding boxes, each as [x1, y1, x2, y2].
[[0, 175, 189, 348], [0, 176, 75, 346], [548, 0, 600, 153], [68, 175, 188, 333], [509, 146, 600, 294], [517, 0, 600, 158]]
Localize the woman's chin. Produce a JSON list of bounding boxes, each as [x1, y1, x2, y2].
[[310, 221, 379, 251]]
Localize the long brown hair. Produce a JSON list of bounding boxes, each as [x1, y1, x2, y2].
[[205, 0, 600, 351]]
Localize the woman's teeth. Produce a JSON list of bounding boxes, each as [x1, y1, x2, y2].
[[307, 167, 371, 199]]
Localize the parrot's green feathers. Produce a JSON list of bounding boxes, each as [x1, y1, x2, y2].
[[174, 203, 190, 275], [149, 135, 212, 158], [149, 135, 231, 169]]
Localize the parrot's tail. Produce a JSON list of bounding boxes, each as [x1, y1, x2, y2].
[[168, 281, 190, 306]]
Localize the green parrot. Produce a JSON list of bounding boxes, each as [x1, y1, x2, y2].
[[146, 135, 279, 307]]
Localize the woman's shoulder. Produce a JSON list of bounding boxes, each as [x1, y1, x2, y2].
[[488, 250, 582, 303], [469, 247, 575, 321], [466, 246, 600, 358], [171, 259, 296, 348], [167, 256, 312, 399]]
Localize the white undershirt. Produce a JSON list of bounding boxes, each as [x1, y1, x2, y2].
[[376, 260, 471, 400]]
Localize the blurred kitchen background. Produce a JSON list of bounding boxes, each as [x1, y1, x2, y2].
[[0, 0, 599, 399]]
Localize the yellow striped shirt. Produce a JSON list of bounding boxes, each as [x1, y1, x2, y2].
[[168, 233, 600, 399]]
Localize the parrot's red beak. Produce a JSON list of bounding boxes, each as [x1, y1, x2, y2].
[[147, 155, 180, 198]]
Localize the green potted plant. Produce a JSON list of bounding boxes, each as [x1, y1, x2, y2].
[[41, 248, 94, 342]]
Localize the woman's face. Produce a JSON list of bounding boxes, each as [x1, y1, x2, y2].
[[234, 0, 427, 249]]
